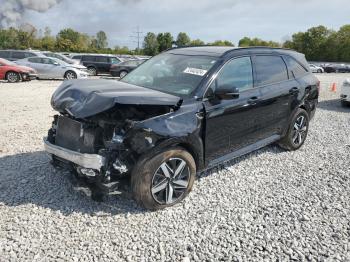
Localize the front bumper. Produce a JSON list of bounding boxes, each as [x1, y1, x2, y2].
[[43, 137, 106, 170], [21, 73, 38, 80]]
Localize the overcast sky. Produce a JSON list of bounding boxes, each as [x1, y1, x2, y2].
[[19, 0, 350, 48]]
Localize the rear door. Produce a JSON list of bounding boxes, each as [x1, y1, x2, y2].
[[251, 55, 298, 137], [96, 56, 110, 73]]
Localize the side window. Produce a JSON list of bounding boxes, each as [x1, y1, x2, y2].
[[82, 56, 95, 62], [96, 56, 109, 63], [12, 52, 26, 59], [28, 58, 39, 63], [284, 56, 308, 78], [215, 57, 253, 91], [254, 55, 288, 86], [25, 52, 35, 58], [110, 57, 121, 64]]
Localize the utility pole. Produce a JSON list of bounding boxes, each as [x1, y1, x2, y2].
[[129, 26, 143, 51]]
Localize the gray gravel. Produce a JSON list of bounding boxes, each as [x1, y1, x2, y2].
[[0, 75, 350, 261]]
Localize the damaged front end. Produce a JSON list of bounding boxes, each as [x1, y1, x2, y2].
[[44, 79, 193, 190]]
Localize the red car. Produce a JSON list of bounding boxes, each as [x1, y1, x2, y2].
[[0, 58, 37, 83]]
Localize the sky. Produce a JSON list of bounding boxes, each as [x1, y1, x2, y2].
[[2, 0, 349, 48]]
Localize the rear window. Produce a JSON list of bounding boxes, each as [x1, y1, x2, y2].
[[285, 56, 308, 78], [254, 55, 289, 86], [0, 51, 10, 58]]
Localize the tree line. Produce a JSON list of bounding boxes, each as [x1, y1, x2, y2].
[[0, 24, 349, 62]]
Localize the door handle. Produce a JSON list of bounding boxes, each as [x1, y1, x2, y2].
[[247, 96, 260, 105], [289, 87, 299, 94]]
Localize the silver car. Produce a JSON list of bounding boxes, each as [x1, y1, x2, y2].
[[43, 52, 79, 65], [16, 57, 88, 80]]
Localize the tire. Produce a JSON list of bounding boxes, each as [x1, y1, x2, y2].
[[317, 69, 322, 73], [6, 71, 20, 83], [119, 70, 128, 78], [64, 70, 77, 80], [341, 100, 350, 107], [278, 108, 309, 151], [131, 148, 196, 210], [87, 67, 97, 76]]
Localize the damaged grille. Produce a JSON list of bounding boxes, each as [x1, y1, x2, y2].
[[55, 116, 102, 154]]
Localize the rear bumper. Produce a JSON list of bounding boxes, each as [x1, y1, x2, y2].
[[43, 137, 106, 170]]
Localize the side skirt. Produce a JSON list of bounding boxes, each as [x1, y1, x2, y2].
[[207, 134, 281, 168]]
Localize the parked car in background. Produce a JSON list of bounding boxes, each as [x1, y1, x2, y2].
[[71, 54, 123, 75], [16, 57, 88, 80], [43, 52, 78, 65], [340, 79, 350, 107], [323, 64, 350, 73], [0, 50, 42, 61], [309, 64, 324, 73], [110, 59, 147, 77], [44, 46, 319, 210], [0, 58, 37, 83]]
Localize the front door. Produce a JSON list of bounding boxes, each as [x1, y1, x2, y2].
[[204, 56, 263, 163]]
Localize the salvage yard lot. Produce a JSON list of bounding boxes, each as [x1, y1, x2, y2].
[[0, 74, 349, 261]]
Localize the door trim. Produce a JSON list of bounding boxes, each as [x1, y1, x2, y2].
[[207, 134, 281, 168]]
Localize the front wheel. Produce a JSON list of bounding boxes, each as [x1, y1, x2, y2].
[[6, 72, 20, 83], [64, 70, 77, 79], [317, 69, 323, 73], [278, 108, 309, 151], [131, 148, 196, 210]]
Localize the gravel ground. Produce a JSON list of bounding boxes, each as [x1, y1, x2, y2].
[[0, 74, 350, 261]]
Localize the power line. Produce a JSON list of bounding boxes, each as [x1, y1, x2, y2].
[[129, 26, 143, 50]]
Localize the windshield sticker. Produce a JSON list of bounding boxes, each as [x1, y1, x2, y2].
[[183, 67, 207, 76]]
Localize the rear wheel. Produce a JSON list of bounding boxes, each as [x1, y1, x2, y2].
[[131, 148, 196, 210], [6, 71, 20, 83], [119, 70, 128, 78], [317, 69, 322, 73], [87, 67, 97, 76], [64, 70, 77, 80], [278, 108, 309, 151], [341, 100, 350, 107]]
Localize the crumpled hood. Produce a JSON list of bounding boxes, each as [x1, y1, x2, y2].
[[51, 79, 182, 118]]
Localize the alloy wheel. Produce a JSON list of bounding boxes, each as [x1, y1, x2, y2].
[[119, 71, 128, 78], [292, 115, 308, 146], [88, 67, 96, 75], [7, 72, 19, 83], [65, 71, 77, 79], [151, 158, 190, 205]]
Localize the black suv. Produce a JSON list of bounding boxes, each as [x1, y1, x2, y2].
[[71, 54, 122, 75], [44, 47, 319, 210]]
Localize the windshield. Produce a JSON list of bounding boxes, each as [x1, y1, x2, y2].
[[121, 53, 218, 96]]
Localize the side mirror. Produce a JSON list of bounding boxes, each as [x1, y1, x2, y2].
[[215, 84, 240, 99], [53, 62, 59, 66]]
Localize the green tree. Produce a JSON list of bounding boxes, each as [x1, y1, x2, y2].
[[96, 30, 108, 49], [210, 40, 234, 46], [190, 39, 205, 46], [336, 25, 350, 62], [239, 37, 280, 47], [143, 32, 159, 56], [157, 32, 173, 52], [176, 32, 191, 47]]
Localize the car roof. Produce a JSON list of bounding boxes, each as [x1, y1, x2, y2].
[[166, 46, 301, 58]]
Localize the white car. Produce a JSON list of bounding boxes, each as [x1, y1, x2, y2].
[[340, 79, 350, 107], [309, 64, 324, 73], [15, 57, 88, 80]]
